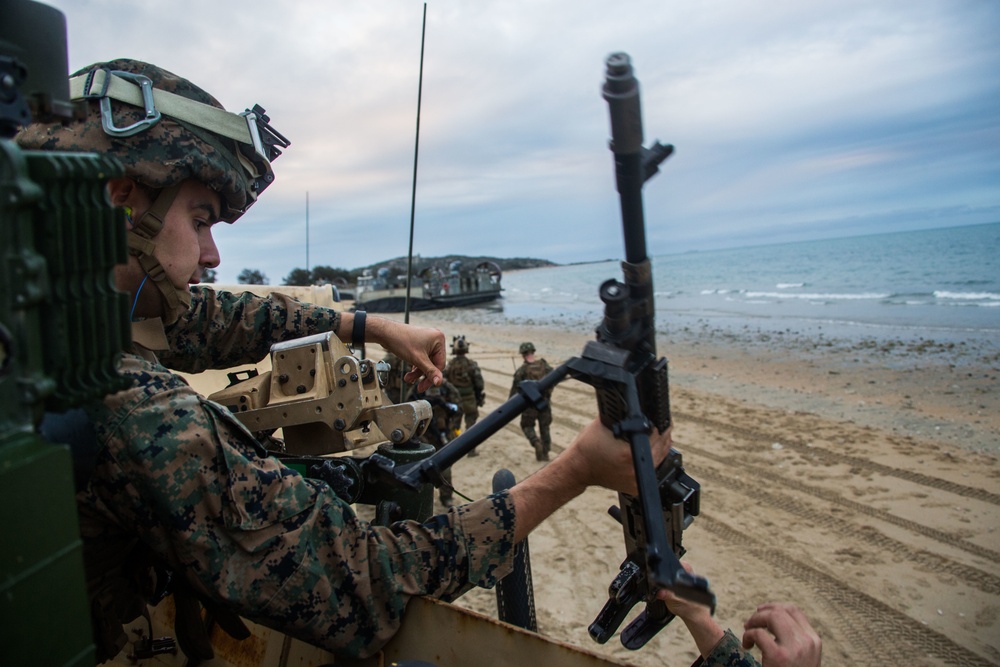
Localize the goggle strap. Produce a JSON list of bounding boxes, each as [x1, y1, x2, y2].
[[71, 70, 253, 146]]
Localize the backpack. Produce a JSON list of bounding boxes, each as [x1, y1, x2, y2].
[[446, 356, 473, 388], [523, 359, 550, 382]]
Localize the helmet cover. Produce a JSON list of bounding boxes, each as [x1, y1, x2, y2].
[[16, 59, 263, 222]]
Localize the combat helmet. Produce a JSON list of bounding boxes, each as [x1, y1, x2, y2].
[[16, 59, 289, 323], [452, 335, 469, 354], [519, 342, 535, 355]]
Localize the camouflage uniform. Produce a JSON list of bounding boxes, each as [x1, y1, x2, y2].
[[509, 357, 555, 461], [412, 380, 464, 506], [443, 352, 485, 431], [380, 351, 408, 404], [701, 629, 762, 667], [80, 287, 517, 659]]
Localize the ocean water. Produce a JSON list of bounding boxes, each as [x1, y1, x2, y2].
[[494, 222, 1000, 347]]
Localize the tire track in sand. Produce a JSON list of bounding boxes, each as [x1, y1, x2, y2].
[[701, 514, 997, 666]]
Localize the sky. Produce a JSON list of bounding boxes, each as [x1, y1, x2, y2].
[[39, 0, 1000, 284]]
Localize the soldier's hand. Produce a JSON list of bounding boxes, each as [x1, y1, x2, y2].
[[365, 316, 446, 392], [562, 418, 672, 495], [477, 392, 485, 407], [743, 604, 822, 667]]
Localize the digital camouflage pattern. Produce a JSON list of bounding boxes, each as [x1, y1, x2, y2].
[[702, 629, 762, 667], [79, 287, 517, 659], [15, 59, 256, 222], [413, 380, 464, 504], [509, 357, 555, 460], [380, 351, 407, 404], [444, 354, 485, 426], [161, 286, 342, 371]]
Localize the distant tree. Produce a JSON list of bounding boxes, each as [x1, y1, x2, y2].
[[284, 268, 312, 286], [201, 268, 217, 283], [237, 268, 268, 285], [311, 265, 351, 284]]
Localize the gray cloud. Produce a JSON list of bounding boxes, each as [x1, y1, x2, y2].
[[41, 0, 1000, 283]]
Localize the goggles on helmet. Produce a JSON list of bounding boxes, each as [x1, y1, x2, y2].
[[69, 68, 289, 207]]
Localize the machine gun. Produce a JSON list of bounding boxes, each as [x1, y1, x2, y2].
[[392, 53, 715, 649], [208, 331, 438, 523]]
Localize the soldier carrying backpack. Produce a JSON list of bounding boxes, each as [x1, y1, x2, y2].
[[444, 335, 486, 456]]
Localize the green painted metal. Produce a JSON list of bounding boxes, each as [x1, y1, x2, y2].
[[1, 118, 127, 667]]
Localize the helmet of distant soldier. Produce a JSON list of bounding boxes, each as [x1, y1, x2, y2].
[[16, 59, 289, 323], [519, 342, 535, 355], [453, 335, 469, 354]]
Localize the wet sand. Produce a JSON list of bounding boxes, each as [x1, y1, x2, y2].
[[386, 309, 1000, 667]]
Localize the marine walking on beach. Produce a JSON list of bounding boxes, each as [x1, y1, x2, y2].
[[381, 350, 407, 404], [412, 380, 464, 507], [509, 342, 555, 461], [443, 335, 486, 456]]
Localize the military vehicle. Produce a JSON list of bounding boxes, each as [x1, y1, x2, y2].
[[354, 259, 503, 313]]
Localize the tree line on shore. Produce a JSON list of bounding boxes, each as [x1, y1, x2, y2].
[[205, 255, 556, 286]]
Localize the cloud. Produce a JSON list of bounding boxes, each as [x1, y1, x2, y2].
[[38, 0, 1000, 283]]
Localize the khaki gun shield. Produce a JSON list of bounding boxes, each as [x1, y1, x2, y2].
[[209, 332, 431, 455]]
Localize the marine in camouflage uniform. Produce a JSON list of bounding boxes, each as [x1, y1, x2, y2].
[[17, 60, 517, 661], [380, 351, 408, 404], [443, 335, 485, 456], [411, 380, 464, 507], [508, 342, 555, 461]]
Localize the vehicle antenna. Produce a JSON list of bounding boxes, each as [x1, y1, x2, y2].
[[402, 2, 427, 327]]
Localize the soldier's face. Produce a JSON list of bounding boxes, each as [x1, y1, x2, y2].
[[110, 178, 221, 319], [152, 180, 222, 287]]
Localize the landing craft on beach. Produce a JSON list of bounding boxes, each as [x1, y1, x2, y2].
[[354, 260, 503, 313]]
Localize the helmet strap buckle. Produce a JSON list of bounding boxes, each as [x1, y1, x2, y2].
[[85, 69, 162, 137]]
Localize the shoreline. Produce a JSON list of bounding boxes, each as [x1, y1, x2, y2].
[[393, 305, 999, 454], [389, 307, 1000, 666], [182, 297, 999, 665]]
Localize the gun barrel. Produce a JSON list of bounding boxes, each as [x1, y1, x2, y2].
[[602, 53, 643, 155], [603, 53, 648, 267]]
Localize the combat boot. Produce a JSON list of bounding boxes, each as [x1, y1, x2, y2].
[[531, 439, 545, 461]]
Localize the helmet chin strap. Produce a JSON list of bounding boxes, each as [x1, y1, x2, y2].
[[125, 183, 193, 325]]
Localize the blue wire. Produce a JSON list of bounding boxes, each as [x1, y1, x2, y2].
[[130, 274, 149, 321]]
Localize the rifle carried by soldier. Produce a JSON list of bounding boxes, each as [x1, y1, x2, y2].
[[393, 52, 715, 649]]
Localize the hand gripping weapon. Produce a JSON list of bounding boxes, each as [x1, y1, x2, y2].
[[393, 53, 715, 649]]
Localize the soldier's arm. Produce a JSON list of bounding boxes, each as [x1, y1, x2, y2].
[[473, 363, 485, 393], [354, 314, 446, 392], [508, 419, 672, 543], [508, 369, 521, 398], [162, 286, 340, 372], [87, 357, 516, 658]]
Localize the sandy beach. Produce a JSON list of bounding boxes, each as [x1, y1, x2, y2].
[[180, 292, 999, 666], [369, 307, 1000, 667]]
